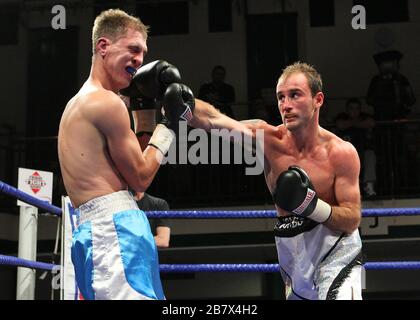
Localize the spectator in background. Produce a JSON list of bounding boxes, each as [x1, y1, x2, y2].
[[367, 50, 416, 197], [198, 65, 236, 118], [133, 191, 171, 248], [367, 50, 416, 121], [335, 98, 377, 198]]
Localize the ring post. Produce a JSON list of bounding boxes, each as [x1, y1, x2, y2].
[[15, 168, 54, 300], [16, 206, 38, 300]]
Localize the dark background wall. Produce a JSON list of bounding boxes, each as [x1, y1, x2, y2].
[[0, 0, 420, 300], [0, 0, 419, 132]]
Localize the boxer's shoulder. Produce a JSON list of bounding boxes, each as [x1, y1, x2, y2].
[[262, 124, 288, 152], [271, 124, 288, 141], [325, 133, 359, 171], [85, 88, 122, 106], [328, 136, 357, 156], [240, 119, 278, 142], [240, 118, 270, 130], [321, 128, 349, 150], [76, 89, 126, 117]]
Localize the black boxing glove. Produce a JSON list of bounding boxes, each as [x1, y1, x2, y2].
[[121, 61, 181, 136], [160, 83, 194, 132], [121, 60, 181, 99], [146, 83, 194, 155], [272, 166, 332, 223]]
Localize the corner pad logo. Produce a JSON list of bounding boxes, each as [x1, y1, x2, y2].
[[26, 172, 46, 194]]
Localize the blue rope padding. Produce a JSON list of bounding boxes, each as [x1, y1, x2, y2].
[[160, 262, 420, 273], [364, 261, 420, 270], [362, 207, 420, 217], [1, 255, 420, 272], [159, 264, 281, 273], [145, 210, 277, 218], [0, 254, 56, 271], [2, 179, 420, 218], [0, 180, 61, 216], [147, 208, 420, 218]]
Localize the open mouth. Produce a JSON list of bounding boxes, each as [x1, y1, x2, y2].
[[125, 66, 137, 77]]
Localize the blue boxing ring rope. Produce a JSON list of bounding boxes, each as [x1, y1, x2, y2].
[[3, 178, 420, 218], [1, 254, 420, 273], [145, 208, 420, 218], [1, 179, 420, 297], [0, 180, 61, 216]]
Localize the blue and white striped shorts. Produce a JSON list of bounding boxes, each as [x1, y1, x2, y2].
[[71, 190, 165, 300]]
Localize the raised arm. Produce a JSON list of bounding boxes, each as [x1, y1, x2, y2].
[[189, 99, 274, 161], [190, 98, 258, 136], [326, 142, 362, 234], [92, 92, 170, 192]]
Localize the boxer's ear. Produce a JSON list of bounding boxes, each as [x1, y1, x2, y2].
[[96, 37, 111, 57], [314, 91, 324, 109]]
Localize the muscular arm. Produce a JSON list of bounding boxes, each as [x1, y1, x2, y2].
[[189, 99, 272, 152], [190, 99, 253, 134], [189, 99, 273, 169], [325, 142, 362, 234], [118, 94, 153, 151], [92, 93, 164, 192]]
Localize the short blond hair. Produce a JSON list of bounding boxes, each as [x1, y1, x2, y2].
[[278, 62, 323, 97], [92, 9, 149, 54]]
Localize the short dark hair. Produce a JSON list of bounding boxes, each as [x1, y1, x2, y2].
[[279, 62, 322, 97]]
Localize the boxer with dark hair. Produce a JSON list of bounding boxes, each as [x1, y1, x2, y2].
[[190, 62, 363, 300]]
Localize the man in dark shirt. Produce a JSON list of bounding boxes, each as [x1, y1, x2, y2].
[[367, 50, 416, 121], [198, 65, 236, 118], [335, 98, 377, 198], [134, 192, 171, 248]]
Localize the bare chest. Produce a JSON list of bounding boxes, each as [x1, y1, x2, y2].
[[264, 145, 336, 204]]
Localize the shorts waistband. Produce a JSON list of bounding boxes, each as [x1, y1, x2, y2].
[[77, 190, 139, 224]]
